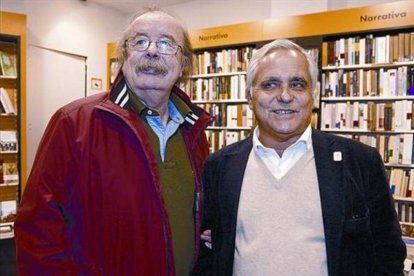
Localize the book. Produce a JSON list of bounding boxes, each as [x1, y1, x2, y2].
[[109, 58, 119, 85], [0, 199, 17, 239], [402, 134, 414, 165], [0, 200, 17, 222], [0, 51, 16, 77], [0, 100, 5, 113], [2, 162, 18, 186], [0, 159, 3, 184], [0, 130, 18, 153], [384, 103, 393, 131], [0, 87, 16, 114], [225, 131, 239, 146]]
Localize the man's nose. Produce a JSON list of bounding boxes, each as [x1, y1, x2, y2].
[[278, 85, 293, 102], [146, 41, 159, 56]]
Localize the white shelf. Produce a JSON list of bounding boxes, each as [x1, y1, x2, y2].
[[0, 75, 17, 80], [322, 61, 414, 71], [190, 71, 246, 78], [321, 128, 414, 134], [0, 150, 18, 154], [0, 113, 17, 116], [194, 99, 248, 104], [207, 126, 252, 131], [321, 96, 414, 102], [385, 163, 414, 169], [395, 197, 414, 203]]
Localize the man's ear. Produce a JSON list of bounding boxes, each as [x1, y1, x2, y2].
[[248, 88, 254, 110], [181, 56, 189, 69]]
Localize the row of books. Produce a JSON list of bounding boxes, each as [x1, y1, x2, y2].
[[0, 87, 16, 114], [323, 31, 414, 66], [396, 201, 414, 224], [0, 50, 17, 77], [192, 46, 256, 75], [192, 46, 319, 76], [0, 130, 18, 153], [0, 160, 18, 186], [322, 100, 413, 131], [188, 74, 247, 101], [206, 130, 251, 153], [322, 66, 414, 98], [388, 168, 414, 198], [339, 133, 414, 166], [401, 225, 414, 241], [198, 103, 254, 128]]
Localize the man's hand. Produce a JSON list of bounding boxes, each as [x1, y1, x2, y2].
[[201, 229, 212, 249]]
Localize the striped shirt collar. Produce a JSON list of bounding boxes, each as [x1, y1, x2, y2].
[[109, 76, 200, 127]]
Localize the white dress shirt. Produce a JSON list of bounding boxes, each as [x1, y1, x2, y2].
[[252, 125, 312, 179]]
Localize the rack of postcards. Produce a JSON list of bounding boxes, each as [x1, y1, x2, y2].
[[0, 34, 20, 239], [320, 28, 414, 246]]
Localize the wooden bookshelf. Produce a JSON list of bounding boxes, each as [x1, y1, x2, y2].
[[0, 11, 27, 192], [0, 11, 27, 240]]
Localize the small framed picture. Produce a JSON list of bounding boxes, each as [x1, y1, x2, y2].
[[91, 78, 102, 90]]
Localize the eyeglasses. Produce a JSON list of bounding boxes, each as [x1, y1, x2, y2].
[[126, 36, 182, 55]]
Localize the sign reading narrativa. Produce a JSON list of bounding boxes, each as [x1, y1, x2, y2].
[[199, 33, 229, 41], [360, 11, 407, 22]]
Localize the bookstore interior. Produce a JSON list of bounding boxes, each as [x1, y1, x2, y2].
[[1, 0, 414, 274]]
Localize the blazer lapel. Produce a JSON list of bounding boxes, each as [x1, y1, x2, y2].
[[312, 130, 346, 276]]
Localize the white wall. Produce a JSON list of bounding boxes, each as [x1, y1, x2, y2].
[[168, 0, 403, 30], [328, 0, 402, 10], [1, 0, 128, 94], [270, 0, 328, 18], [168, 0, 272, 30]]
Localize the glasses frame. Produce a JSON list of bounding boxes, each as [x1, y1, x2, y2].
[[125, 36, 182, 55]]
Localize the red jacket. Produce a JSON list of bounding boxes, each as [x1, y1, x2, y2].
[[15, 76, 212, 275]]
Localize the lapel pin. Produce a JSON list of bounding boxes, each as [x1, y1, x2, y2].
[[333, 151, 342, 162]]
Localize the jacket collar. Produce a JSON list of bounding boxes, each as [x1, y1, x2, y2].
[[107, 70, 212, 129], [311, 129, 345, 276]]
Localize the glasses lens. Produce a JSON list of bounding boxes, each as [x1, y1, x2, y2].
[[129, 36, 149, 51], [127, 36, 179, 55], [157, 40, 177, 55]]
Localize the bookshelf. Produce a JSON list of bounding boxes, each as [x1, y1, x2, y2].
[[0, 11, 27, 240], [185, 46, 255, 152], [320, 27, 414, 253]]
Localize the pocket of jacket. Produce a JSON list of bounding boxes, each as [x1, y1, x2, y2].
[[343, 216, 370, 236], [340, 216, 375, 275]]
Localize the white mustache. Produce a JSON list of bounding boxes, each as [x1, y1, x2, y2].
[[136, 58, 168, 75]]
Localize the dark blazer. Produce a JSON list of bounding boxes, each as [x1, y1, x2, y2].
[[193, 129, 406, 276]]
